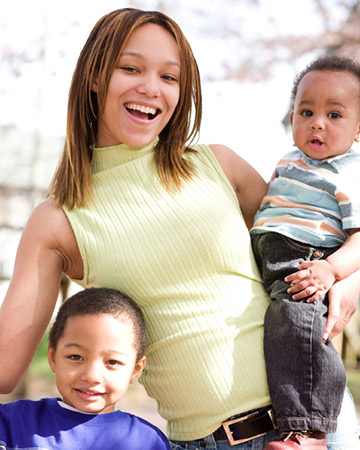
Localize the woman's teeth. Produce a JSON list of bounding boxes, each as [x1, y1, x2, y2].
[[125, 103, 157, 117]]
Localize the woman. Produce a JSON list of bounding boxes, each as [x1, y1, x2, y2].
[[0, 8, 358, 449]]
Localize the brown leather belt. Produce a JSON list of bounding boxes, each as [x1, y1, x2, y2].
[[212, 407, 277, 445]]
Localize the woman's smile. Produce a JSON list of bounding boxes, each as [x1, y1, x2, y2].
[[125, 102, 160, 120]]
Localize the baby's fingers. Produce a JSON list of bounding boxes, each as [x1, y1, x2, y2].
[[287, 282, 313, 297], [285, 269, 308, 283], [288, 284, 325, 301], [305, 290, 326, 303]]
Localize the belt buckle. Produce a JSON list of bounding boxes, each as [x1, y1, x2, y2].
[[222, 409, 275, 446]]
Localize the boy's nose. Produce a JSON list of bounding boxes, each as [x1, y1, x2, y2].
[[81, 363, 102, 383]]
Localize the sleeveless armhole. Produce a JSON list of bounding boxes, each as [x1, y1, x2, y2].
[[62, 206, 89, 287], [191, 144, 243, 215]]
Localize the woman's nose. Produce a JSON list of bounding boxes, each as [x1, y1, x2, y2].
[[137, 74, 161, 97]]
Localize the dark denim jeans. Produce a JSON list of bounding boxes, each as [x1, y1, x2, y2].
[[169, 406, 280, 450], [168, 388, 360, 449], [251, 232, 347, 433]]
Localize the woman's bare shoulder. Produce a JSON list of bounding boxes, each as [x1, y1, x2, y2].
[[27, 198, 83, 278]]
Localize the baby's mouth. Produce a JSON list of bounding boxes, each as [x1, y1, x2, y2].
[[125, 103, 160, 120], [311, 139, 323, 145]]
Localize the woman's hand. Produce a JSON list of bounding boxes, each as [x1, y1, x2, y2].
[[322, 270, 360, 341]]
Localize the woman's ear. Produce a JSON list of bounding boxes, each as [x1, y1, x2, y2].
[[92, 79, 99, 92]]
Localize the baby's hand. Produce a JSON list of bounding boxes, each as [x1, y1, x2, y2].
[[285, 260, 336, 302]]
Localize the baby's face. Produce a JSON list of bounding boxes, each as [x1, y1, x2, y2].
[[290, 70, 360, 160], [48, 313, 145, 414]]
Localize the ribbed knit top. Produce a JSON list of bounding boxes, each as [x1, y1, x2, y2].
[[63, 140, 271, 440]]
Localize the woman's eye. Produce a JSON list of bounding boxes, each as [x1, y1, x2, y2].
[[121, 66, 138, 73], [162, 75, 178, 82]]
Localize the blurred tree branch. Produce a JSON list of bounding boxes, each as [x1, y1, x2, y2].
[[1, 0, 360, 84], [232, 0, 360, 81]]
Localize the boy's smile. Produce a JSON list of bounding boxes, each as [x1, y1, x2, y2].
[[48, 314, 145, 414]]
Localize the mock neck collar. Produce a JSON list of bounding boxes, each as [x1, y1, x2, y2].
[[91, 139, 158, 174]]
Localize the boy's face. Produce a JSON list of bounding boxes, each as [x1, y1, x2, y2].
[[48, 314, 145, 414], [290, 70, 360, 160]]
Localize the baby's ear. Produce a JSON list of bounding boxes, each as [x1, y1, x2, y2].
[[355, 125, 360, 142], [47, 345, 56, 374], [130, 356, 146, 384]]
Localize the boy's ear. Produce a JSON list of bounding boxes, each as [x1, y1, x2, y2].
[[47, 345, 56, 374], [130, 356, 146, 384], [289, 112, 294, 126]]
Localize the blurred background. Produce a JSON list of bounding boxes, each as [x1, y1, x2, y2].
[[0, 0, 359, 430]]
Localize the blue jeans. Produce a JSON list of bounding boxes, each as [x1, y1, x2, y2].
[[251, 232, 347, 433], [169, 389, 360, 449], [169, 430, 279, 450]]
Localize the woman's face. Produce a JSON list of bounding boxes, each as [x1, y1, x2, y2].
[[94, 23, 181, 148]]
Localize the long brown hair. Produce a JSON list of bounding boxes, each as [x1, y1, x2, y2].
[[47, 8, 202, 209]]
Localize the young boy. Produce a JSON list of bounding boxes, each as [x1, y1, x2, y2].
[[250, 55, 360, 449], [0, 288, 171, 449]]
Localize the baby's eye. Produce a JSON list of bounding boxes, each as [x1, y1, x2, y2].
[[301, 110, 313, 117], [328, 112, 341, 119]]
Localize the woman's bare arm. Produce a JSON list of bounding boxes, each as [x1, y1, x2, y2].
[[209, 143, 359, 342], [209, 144, 268, 229], [0, 200, 81, 392]]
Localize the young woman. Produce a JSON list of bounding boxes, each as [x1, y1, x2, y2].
[[0, 8, 358, 449]]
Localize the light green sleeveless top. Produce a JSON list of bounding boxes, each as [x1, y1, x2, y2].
[[64, 140, 271, 440]]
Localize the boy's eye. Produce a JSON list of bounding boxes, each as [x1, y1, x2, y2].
[[107, 359, 123, 367], [329, 112, 341, 119], [69, 354, 83, 361]]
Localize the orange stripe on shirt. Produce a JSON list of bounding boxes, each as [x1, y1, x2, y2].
[[253, 215, 344, 237], [261, 195, 329, 215]]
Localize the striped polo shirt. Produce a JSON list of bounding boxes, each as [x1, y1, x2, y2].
[[251, 148, 360, 247]]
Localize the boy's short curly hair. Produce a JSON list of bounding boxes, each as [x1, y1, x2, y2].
[[49, 288, 146, 361], [290, 55, 360, 111]]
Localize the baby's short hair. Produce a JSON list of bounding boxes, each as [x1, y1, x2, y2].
[[49, 288, 146, 361], [290, 55, 360, 111]]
